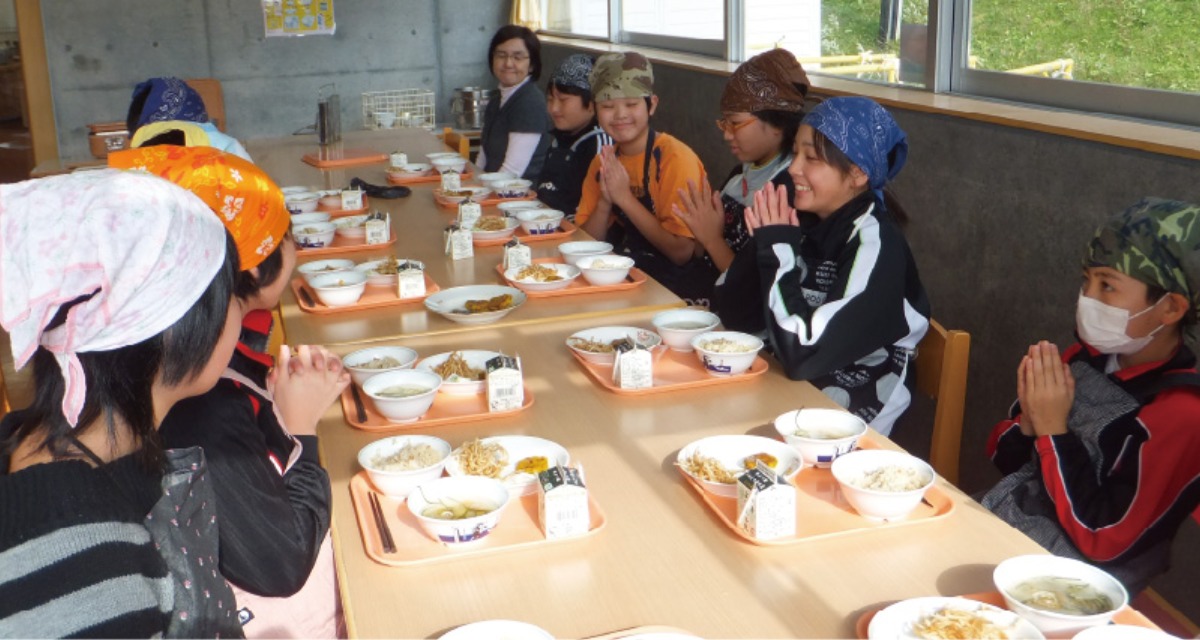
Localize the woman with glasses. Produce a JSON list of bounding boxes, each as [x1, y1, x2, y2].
[[476, 25, 551, 181], [674, 49, 811, 273]]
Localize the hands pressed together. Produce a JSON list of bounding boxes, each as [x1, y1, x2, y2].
[[597, 145, 633, 210], [673, 177, 725, 249], [267, 344, 352, 437], [1016, 340, 1075, 437], [745, 183, 798, 236]]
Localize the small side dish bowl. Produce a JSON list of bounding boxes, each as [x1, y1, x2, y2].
[[575, 255, 635, 287], [284, 191, 320, 214], [514, 209, 565, 235], [387, 163, 431, 177], [558, 241, 614, 266], [343, 345, 420, 387], [317, 190, 343, 209], [497, 200, 545, 217], [357, 434, 451, 498], [297, 258, 355, 285], [333, 215, 369, 239], [565, 326, 665, 366], [431, 155, 468, 174], [425, 151, 461, 162], [993, 554, 1128, 636], [503, 262, 581, 292], [281, 185, 315, 196], [361, 369, 443, 424], [773, 408, 868, 468], [652, 308, 721, 351], [437, 187, 491, 205], [478, 171, 516, 190], [406, 475, 512, 545], [676, 434, 803, 498], [469, 216, 520, 242], [308, 270, 367, 307], [690, 331, 764, 377], [493, 178, 533, 198], [291, 212, 331, 226], [294, 222, 337, 249], [830, 449, 935, 521]]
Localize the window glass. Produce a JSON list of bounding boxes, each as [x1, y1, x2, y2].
[[621, 0, 724, 40], [544, 0, 609, 38]]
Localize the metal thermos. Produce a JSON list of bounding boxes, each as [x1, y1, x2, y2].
[[450, 86, 489, 130], [317, 84, 341, 145]]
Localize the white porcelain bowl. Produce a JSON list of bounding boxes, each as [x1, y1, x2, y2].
[[424, 285, 526, 325], [444, 435, 570, 497], [387, 163, 431, 177], [514, 209, 565, 236], [504, 262, 580, 292], [497, 200, 545, 217], [281, 185, 315, 196], [285, 191, 320, 214], [558, 241, 614, 266], [357, 435, 451, 498], [572, 255, 635, 287], [308, 270, 367, 307], [652, 308, 721, 351], [439, 621, 555, 640], [317, 190, 343, 209], [406, 475, 511, 545], [676, 434, 803, 498], [690, 331, 763, 377], [773, 408, 869, 468], [431, 155, 468, 174], [469, 216, 520, 242], [478, 171, 516, 190], [437, 187, 491, 205], [361, 369, 442, 424], [565, 326, 665, 366], [993, 554, 1128, 636], [830, 449, 935, 521], [333, 214, 368, 239], [354, 258, 422, 288], [373, 110, 396, 129], [291, 212, 331, 226], [297, 258, 355, 285], [415, 350, 505, 395], [294, 221, 337, 249], [425, 151, 461, 162], [493, 178, 532, 198], [343, 345, 419, 387]]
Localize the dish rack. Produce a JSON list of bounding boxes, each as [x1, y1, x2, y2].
[[361, 89, 436, 130]]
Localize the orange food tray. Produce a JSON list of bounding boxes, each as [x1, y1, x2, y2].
[[434, 189, 538, 209], [295, 235, 396, 258], [349, 471, 607, 566], [679, 437, 955, 545], [495, 258, 648, 297], [584, 626, 698, 639], [854, 591, 1158, 638], [301, 148, 389, 168], [473, 220, 578, 246], [572, 348, 768, 395], [317, 195, 370, 217], [290, 275, 439, 315], [339, 384, 534, 431], [386, 169, 472, 185]]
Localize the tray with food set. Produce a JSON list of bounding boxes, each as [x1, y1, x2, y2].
[[340, 383, 534, 431], [495, 259, 647, 297], [678, 436, 954, 546], [317, 194, 370, 217], [301, 148, 389, 168], [349, 471, 606, 566], [472, 220, 579, 246], [386, 168, 472, 185], [854, 591, 1158, 639], [295, 235, 397, 258], [434, 188, 537, 209], [290, 274, 439, 315], [570, 346, 768, 395]]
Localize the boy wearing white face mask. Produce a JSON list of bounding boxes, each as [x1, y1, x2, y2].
[[982, 197, 1200, 595]]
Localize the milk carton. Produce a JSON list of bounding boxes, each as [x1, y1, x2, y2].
[[611, 338, 653, 390], [503, 237, 532, 272], [537, 465, 590, 540], [736, 466, 796, 541], [485, 354, 523, 412], [396, 260, 426, 299], [364, 211, 390, 245]]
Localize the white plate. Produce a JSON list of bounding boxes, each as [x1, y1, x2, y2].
[[439, 620, 554, 640], [868, 596, 1045, 640], [436, 186, 491, 204], [503, 263, 581, 292], [619, 635, 705, 640], [565, 326, 664, 366], [676, 434, 802, 498], [414, 350, 504, 395], [424, 285, 526, 325], [445, 435, 570, 497], [469, 216, 520, 241]]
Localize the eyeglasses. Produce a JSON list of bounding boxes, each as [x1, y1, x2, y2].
[[715, 116, 759, 134], [494, 52, 530, 63]]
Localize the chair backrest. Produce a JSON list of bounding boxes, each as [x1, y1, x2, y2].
[[442, 127, 471, 160], [185, 78, 227, 132], [1, 362, 8, 420], [915, 318, 971, 485]]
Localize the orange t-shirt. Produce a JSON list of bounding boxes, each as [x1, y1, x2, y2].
[[574, 131, 707, 238]]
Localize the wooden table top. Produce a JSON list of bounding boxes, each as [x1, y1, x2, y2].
[[246, 129, 684, 347], [318, 310, 1047, 639]]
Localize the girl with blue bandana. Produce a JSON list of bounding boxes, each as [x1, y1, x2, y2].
[[713, 96, 930, 436]]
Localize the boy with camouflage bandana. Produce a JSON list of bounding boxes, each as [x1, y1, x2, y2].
[[983, 197, 1200, 594]]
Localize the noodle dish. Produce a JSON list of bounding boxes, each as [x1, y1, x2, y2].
[[676, 435, 801, 498], [444, 435, 570, 496], [357, 434, 452, 498], [867, 596, 1044, 640], [415, 350, 506, 395]]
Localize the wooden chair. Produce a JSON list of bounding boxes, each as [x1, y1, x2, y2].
[[1, 362, 8, 420], [442, 127, 471, 161], [915, 318, 971, 485], [184, 78, 227, 132]]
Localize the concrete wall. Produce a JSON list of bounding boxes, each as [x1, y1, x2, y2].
[[40, 0, 509, 159]]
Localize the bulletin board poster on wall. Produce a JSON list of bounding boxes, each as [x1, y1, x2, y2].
[[262, 0, 336, 37]]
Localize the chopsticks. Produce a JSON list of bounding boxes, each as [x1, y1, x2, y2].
[[367, 491, 396, 553], [297, 285, 317, 307], [349, 384, 368, 423]]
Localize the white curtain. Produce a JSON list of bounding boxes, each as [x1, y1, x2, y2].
[[510, 0, 542, 30]]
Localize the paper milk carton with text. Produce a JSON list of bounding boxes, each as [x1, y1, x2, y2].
[[736, 465, 796, 541], [537, 465, 590, 540]]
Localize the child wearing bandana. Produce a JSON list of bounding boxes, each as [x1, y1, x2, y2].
[[715, 97, 930, 436], [982, 198, 1200, 595], [536, 53, 611, 219]]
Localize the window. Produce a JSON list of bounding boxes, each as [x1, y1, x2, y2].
[[543, 0, 610, 39], [621, 0, 725, 57]]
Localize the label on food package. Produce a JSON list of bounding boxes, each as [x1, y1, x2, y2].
[[737, 466, 796, 541], [612, 339, 653, 389], [397, 268, 425, 299], [364, 212, 390, 245], [485, 354, 523, 412], [444, 225, 473, 260], [341, 189, 363, 211], [457, 201, 482, 228], [389, 152, 407, 168], [503, 239, 532, 272], [440, 172, 461, 192], [538, 465, 589, 540]]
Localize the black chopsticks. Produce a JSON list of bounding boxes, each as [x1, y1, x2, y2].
[[297, 285, 316, 307], [349, 384, 368, 423], [367, 491, 396, 553]]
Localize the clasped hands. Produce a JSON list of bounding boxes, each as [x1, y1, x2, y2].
[[1016, 340, 1075, 437]]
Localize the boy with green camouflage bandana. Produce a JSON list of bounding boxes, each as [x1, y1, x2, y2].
[[983, 197, 1200, 594]]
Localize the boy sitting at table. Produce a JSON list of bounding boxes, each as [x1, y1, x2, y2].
[[982, 197, 1200, 594], [573, 52, 718, 306]]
